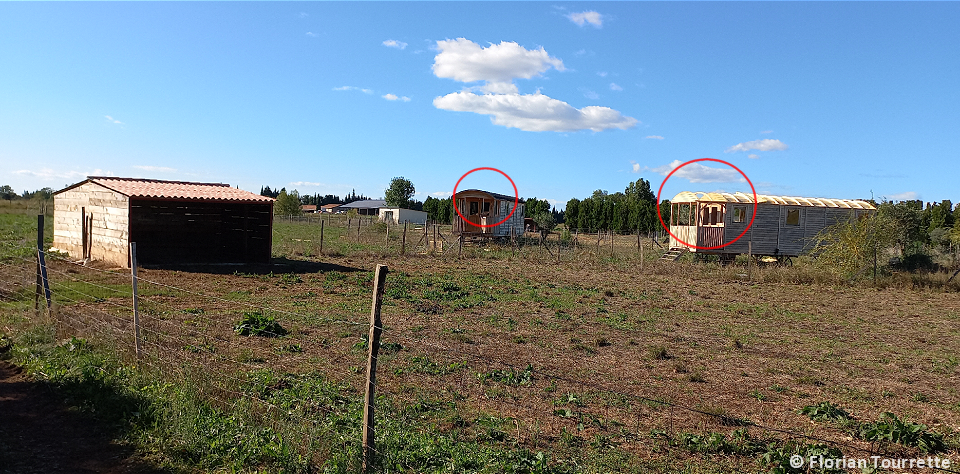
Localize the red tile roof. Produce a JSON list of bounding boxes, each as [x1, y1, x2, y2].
[[60, 177, 274, 203]]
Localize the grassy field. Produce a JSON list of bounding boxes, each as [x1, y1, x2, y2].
[[2, 213, 959, 473]]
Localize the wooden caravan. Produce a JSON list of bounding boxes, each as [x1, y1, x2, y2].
[[668, 192, 875, 258], [453, 189, 524, 238], [53, 177, 274, 267]]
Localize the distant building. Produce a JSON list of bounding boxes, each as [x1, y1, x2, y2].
[[320, 203, 342, 213], [378, 207, 428, 225], [337, 199, 387, 216], [53, 177, 274, 267], [300, 204, 317, 213]]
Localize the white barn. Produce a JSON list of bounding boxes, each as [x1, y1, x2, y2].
[[378, 207, 428, 225]]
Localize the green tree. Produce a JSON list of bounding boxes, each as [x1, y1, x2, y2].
[[385, 177, 415, 208], [423, 196, 439, 221], [0, 185, 15, 200], [533, 211, 556, 238], [274, 189, 302, 216], [812, 211, 896, 277], [928, 200, 954, 232], [878, 200, 924, 255]]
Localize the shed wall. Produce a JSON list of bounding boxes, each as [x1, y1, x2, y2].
[[129, 199, 273, 264], [53, 182, 130, 267]]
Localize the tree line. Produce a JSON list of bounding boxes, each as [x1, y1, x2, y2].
[[259, 186, 371, 206], [0, 185, 55, 201], [564, 178, 664, 233]]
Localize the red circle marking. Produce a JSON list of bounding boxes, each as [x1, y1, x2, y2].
[[453, 167, 519, 228], [655, 158, 757, 250]]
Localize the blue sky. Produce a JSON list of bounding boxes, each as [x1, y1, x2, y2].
[[2, 2, 958, 209]]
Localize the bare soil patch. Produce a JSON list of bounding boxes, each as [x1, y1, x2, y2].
[[0, 360, 164, 474]]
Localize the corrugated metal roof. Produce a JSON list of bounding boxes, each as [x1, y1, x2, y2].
[[670, 191, 876, 210], [56, 177, 274, 203], [337, 199, 387, 209]]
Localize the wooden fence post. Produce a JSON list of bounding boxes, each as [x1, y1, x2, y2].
[[748, 241, 753, 281], [362, 264, 388, 474], [357, 218, 361, 242], [458, 234, 463, 257], [319, 220, 325, 255], [130, 242, 142, 359], [556, 233, 561, 264], [640, 236, 644, 272], [596, 230, 601, 256], [35, 215, 51, 312], [35, 215, 42, 314], [385, 221, 389, 248], [401, 222, 407, 255], [610, 230, 614, 258]]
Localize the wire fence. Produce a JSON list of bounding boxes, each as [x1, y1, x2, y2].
[[271, 215, 673, 267], [1, 235, 957, 473]]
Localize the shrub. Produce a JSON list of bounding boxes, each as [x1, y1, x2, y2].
[[234, 312, 288, 337], [800, 401, 852, 423], [858, 412, 946, 453]]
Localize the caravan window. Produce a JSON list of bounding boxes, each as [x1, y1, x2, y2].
[[786, 209, 800, 226], [733, 206, 746, 223], [469, 201, 479, 215]]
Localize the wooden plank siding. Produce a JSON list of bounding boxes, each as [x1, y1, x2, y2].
[[129, 199, 272, 264], [53, 182, 130, 267], [720, 204, 865, 257], [55, 180, 274, 267], [453, 193, 524, 238]]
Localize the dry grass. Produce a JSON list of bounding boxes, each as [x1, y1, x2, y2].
[[3, 219, 959, 470]]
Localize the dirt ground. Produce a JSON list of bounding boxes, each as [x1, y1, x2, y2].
[[0, 360, 163, 474], [2, 246, 959, 468]]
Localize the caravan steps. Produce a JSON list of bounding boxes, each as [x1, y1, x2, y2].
[[659, 248, 687, 262]]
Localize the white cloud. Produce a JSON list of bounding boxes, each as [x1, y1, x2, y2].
[[432, 38, 565, 84], [580, 88, 599, 100], [306, 32, 318, 37], [382, 93, 411, 102], [609, 83, 622, 91], [132, 165, 176, 173], [885, 191, 919, 201], [333, 86, 374, 94], [479, 82, 519, 94], [644, 135, 664, 140], [725, 139, 788, 153], [573, 49, 589, 57], [567, 11, 603, 28], [632, 162, 641, 173], [747, 154, 760, 159], [431, 38, 634, 133], [299, 12, 308, 18], [382, 39, 407, 50], [596, 71, 608, 77], [105, 115, 122, 124], [649, 160, 744, 183], [431, 191, 453, 197], [14, 168, 107, 181], [433, 91, 637, 132], [760, 130, 773, 134]]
